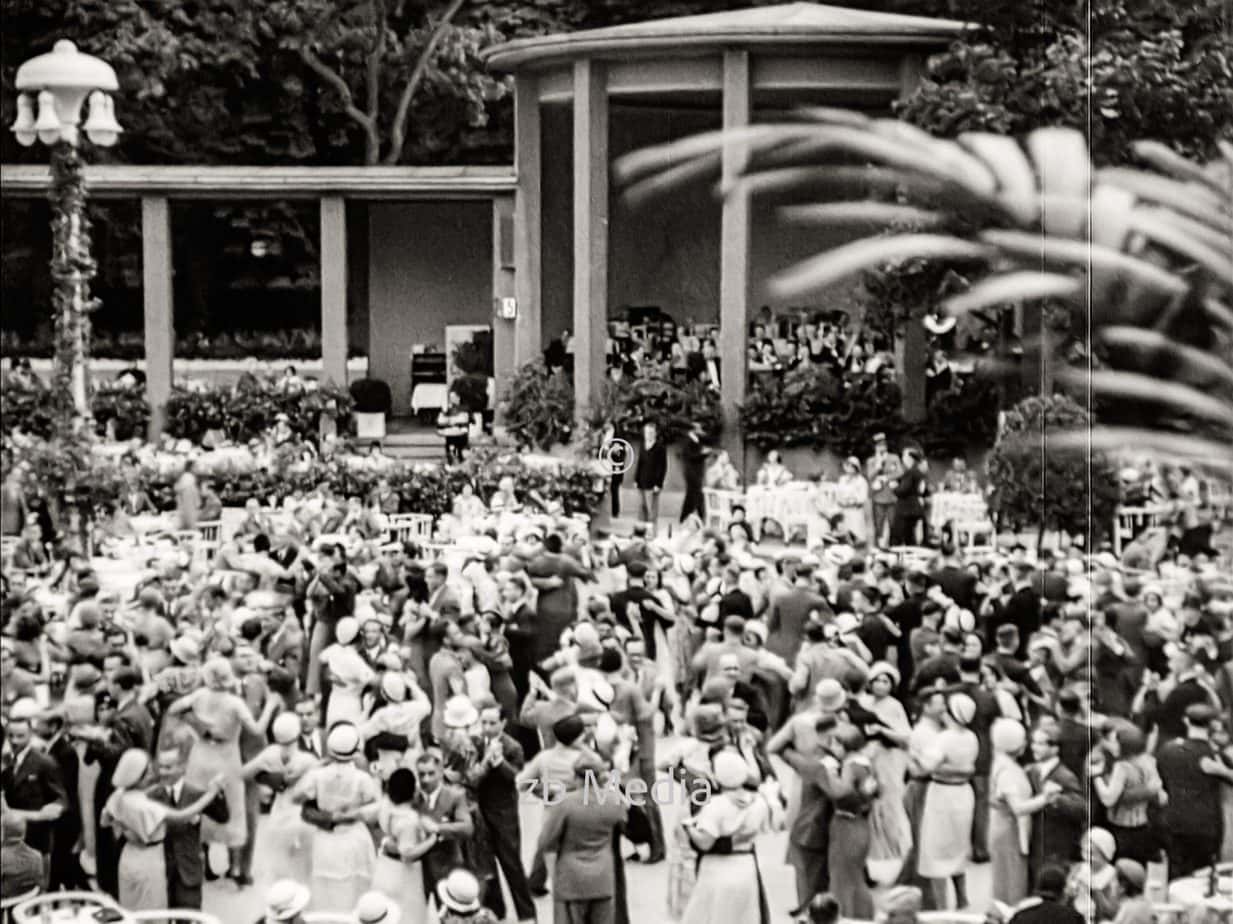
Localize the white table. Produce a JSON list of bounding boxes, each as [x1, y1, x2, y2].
[[410, 382, 448, 413], [745, 482, 841, 540]]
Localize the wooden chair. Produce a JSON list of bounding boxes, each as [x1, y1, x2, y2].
[[1113, 503, 1170, 556], [0, 887, 38, 924], [131, 912, 222, 924], [888, 545, 936, 572], [0, 536, 20, 571], [196, 520, 222, 542], [955, 518, 996, 552], [703, 489, 744, 531], [12, 891, 122, 924], [388, 513, 433, 544]]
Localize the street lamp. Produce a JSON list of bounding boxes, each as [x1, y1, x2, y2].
[[10, 40, 122, 434]]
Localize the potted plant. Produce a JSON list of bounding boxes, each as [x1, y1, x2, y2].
[[349, 377, 393, 440]]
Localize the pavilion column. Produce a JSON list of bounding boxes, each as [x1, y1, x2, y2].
[[492, 193, 516, 422], [513, 75, 543, 369], [141, 196, 174, 441], [898, 54, 928, 423], [320, 196, 349, 386], [719, 50, 751, 467], [572, 59, 608, 421]]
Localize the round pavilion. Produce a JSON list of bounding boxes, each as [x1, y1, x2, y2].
[[484, 3, 966, 453]]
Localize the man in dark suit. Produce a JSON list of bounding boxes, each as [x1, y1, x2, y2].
[[679, 423, 709, 523], [779, 719, 834, 912], [413, 750, 475, 908], [147, 747, 230, 908], [929, 545, 978, 611], [538, 759, 629, 924], [293, 696, 325, 760], [1000, 565, 1042, 654], [1009, 867, 1085, 924], [766, 558, 830, 667], [1025, 724, 1087, 886], [634, 421, 668, 527], [110, 666, 155, 752], [889, 448, 926, 546], [0, 812, 43, 899], [34, 706, 88, 890], [466, 704, 536, 922], [0, 716, 67, 880]]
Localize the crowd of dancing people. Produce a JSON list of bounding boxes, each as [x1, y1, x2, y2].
[[2, 443, 1233, 924]]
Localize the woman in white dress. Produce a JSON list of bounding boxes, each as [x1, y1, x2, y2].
[[320, 616, 375, 728], [835, 456, 871, 545], [681, 751, 775, 924], [916, 692, 979, 910], [102, 748, 224, 911], [241, 712, 319, 889], [369, 767, 436, 924], [291, 721, 380, 912], [860, 662, 913, 885], [166, 656, 279, 856]]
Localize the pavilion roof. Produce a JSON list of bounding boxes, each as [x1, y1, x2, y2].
[[485, 2, 967, 71]]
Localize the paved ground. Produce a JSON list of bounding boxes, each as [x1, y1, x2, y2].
[[201, 757, 994, 922]]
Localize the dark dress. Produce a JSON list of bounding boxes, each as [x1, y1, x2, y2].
[[634, 442, 668, 492]]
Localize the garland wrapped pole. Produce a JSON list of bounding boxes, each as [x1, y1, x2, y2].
[[11, 40, 121, 437], [49, 141, 98, 435], [11, 40, 122, 550]]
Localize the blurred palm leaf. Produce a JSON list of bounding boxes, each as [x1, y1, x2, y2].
[[613, 114, 1233, 473]]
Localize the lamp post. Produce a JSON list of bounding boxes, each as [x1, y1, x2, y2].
[[10, 40, 122, 436]]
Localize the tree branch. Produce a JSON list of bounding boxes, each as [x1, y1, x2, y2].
[[298, 45, 374, 132], [366, 0, 387, 122], [383, 0, 467, 166]]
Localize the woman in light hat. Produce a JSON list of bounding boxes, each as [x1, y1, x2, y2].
[[861, 662, 913, 884], [988, 717, 1033, 905], [360, 671, 432, 779], [168, 655, 280, 860], [370, 768, 434, 924], [320, 616, 376, 728], [242, 711, 318, 888], [101, 747, 224, 910], [436, 868, 499, 923], [290, 721, 380, 911], [836, 455, 871, 546], [153, 631, 203, 752], [264, 878, 312, 924], [354, 890, 403, 924], [916, 691, 979, 910], [1066, 827, 1119, 922], [681, 750, 775, 924]]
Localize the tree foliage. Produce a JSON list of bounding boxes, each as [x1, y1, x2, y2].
[[899, 0, 1233, 166], [986, 393, 1120, 541]]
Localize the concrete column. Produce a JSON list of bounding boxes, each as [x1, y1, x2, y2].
[[572, 59, 608, 420], [320, 196, 349, 386], [492, 193, 516, 422], [141, 196, 174, 441], [899, 54, 927, 423], [719, 50, 751, 466], [513, 75, 543, 369]]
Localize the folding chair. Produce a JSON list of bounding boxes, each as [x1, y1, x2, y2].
[[12, 891, 120, 924]]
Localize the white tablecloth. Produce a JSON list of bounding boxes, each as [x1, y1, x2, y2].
[[928, 491, 989, 531], [745, 482, 841, 538], [411, 383, 448, 412]]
